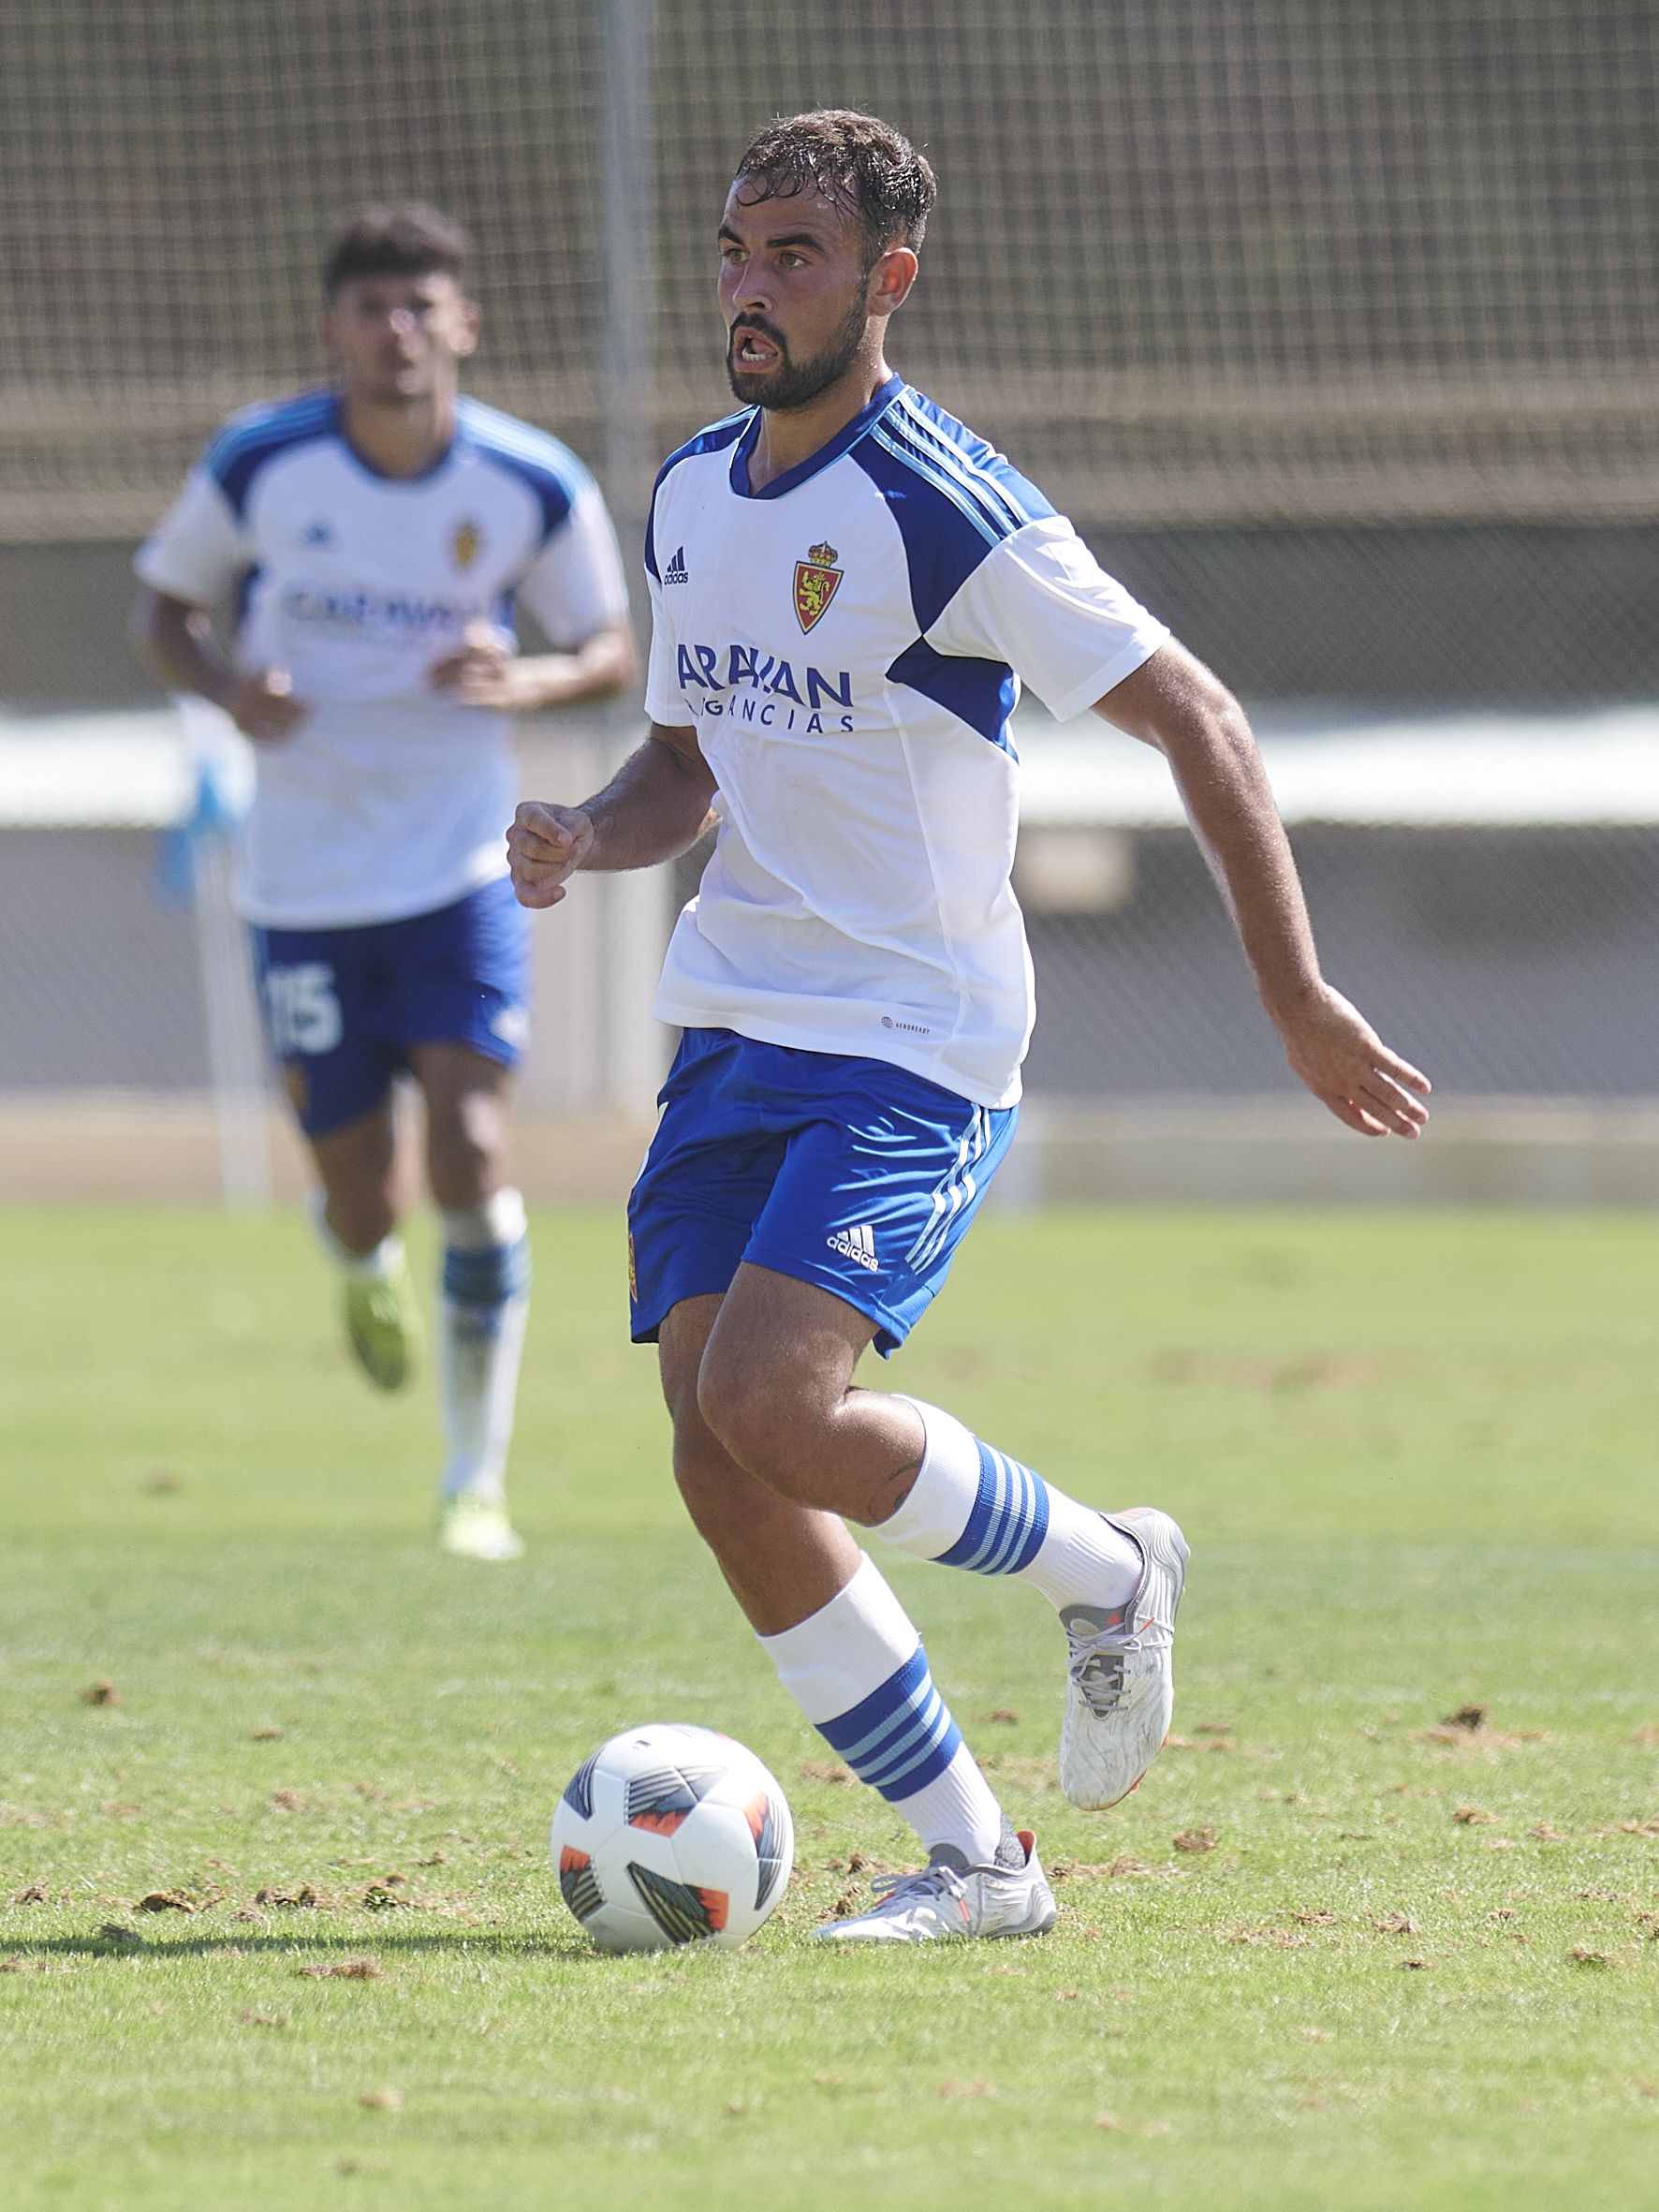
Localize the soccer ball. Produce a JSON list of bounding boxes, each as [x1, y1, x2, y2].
[[551, 1722, 794, 1953]]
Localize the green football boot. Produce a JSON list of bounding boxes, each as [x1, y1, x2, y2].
[[342, 1247, 421, 1392]]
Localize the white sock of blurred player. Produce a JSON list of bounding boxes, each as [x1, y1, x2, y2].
[[760, 1553, 1013, 1867], [309, 1190, 404, 1286], [437, 1186, 531, 1506]]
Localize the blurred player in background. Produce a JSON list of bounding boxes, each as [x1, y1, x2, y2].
[[133, 203, 636, 1561], [509, 112, 1430, 1938]]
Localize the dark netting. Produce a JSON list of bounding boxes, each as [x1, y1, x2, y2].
[[0, 0, 1653, 542], [3, 2, 1656, 1115]]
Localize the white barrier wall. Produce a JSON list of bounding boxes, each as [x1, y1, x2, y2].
[[3, 701, 1659, 1207]]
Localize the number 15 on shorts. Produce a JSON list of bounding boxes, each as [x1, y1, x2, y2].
[[262, 961, 344, 1056]]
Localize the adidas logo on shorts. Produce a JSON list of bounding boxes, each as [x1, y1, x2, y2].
[[826, 1222, 880, 1273]]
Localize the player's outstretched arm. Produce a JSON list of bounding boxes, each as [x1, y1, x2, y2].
[[129, 585, 307, 741], [1093, 642, 1431, 1138], [507, 721, 715, 910]]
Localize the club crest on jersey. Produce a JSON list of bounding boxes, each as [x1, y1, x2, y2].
[[450, 518, 482, 571], [794, 540, 842, 633]]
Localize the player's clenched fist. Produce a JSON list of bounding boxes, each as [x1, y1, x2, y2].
[[507, 799, 595, 908], [225, 666, 307, 742], [429, 620, 536, 710]]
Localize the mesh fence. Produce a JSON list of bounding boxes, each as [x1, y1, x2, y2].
[[2, 4, 1657, 1131], [2, 0, 1655, 541], [1019, 824, 1659, 1099], [6, 809, 1654, 1113]]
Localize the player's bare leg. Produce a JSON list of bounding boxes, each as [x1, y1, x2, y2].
[[697, 1265, 1187, 1814], [659, 1295, 1053, 1941], [308, 1098, 421, 1392], [310, 1094, 400, 1254], [412, 1043, 531, 1560], [660, 1295, 859, 1633]]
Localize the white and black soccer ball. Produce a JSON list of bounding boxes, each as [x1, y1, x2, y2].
[[551, 1722, 794, 1953]]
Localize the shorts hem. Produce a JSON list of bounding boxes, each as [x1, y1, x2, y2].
[[291, 1076, 397, 1141], [629, 1265, 746, 1346], [400, 1028, 522, 1072], [740, 1240, 920, 1357], [286, 1029, 520, 1140]]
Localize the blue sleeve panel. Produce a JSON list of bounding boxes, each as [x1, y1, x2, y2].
[[456, 397, 595, 547], [643, 408, 752, 582], [204, 390, 339, 518]]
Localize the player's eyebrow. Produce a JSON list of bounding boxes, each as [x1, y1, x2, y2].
[[718, 222, 829, 254]]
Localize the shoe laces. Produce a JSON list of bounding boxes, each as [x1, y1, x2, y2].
[[1066, 1621, 1144, 1716], [866, 1862, 967, 1911]]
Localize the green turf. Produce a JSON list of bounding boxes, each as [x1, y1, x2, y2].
[[2, 1204, 1657, 2210]]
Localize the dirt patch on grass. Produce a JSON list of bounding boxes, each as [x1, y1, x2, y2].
[[1051, 1856, 1181, 1881], [1148, 1350, 1380, 1394]]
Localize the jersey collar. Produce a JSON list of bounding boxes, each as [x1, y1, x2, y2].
[[729, 374, 905, 500], [333, 389, 462, 486]]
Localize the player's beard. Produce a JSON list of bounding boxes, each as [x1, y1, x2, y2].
[[725, 288, 870, 411]]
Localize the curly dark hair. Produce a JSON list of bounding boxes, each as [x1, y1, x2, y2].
[[322, 202, 473, 299], [733, 110, 937, 268]]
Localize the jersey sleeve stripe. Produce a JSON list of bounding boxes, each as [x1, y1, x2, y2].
[[206, 391, 335, 459], [867, 424, 1002, 547], [894, 392, 1055, 533], [890, 399, 1030, 535], [888, 398, 1035, 535], [458, 401, 593, 483], [465, 422, 586, 479], [878, 414, 1025, 542], [450, 402, 588, 548], [205, 392, 339, 517], [456, 401, 587, 547]]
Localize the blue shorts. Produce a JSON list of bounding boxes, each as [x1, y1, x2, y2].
[[250, 877, 530, 1139], [627, 1028, 1018, 1357]]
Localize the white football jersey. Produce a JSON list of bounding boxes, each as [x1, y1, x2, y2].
[[643, 376, 1170, 1106], [136, 390, 629, 928]]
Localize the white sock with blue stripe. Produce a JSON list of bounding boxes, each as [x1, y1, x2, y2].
[[760, 1555, 1007, 1867], [878, 1398, 1143, 1614], [438, 1187, 531, 1505]]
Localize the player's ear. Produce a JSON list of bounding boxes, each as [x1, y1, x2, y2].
[[868, 245, 918, 318], [451, 295, 482, 360]]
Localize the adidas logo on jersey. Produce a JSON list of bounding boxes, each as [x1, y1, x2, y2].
[[826, 1222, 880, 1273], [663, 545, 689, 585]]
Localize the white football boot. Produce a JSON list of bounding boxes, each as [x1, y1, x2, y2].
[[436, 1492, 525, 1562], [815, 1828, 1056, 1944], [1059, 1506, 1189, 1810]]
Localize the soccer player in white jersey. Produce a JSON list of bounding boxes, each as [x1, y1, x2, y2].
[[508, 113, 1431, 1939], [132, 204, 636, 1562]]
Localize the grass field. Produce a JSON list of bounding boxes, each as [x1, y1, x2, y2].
[[2, 1203, 1657, 2211]]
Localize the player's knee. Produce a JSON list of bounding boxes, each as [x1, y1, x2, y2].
[[694, 1354, 826, 1504], [324, 1188, 396, 1255], [427, 1096, 503, 1208], [693, 1353, 771, 1470]]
